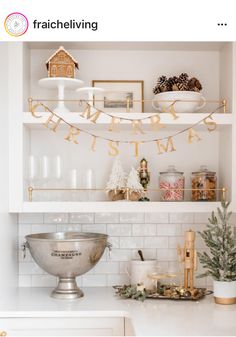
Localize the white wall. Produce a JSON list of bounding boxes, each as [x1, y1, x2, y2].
[[0, 43, 18, 288]]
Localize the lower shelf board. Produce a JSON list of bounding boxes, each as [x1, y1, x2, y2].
[[10, 201, 222, 213]]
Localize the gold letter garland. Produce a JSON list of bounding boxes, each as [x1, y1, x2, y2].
[[82, 104, 101, 123], [108, 141, 120, 156], [188, 128, 202, 144], [44, 113, 62, 132], [29, 101, 223, 157], [156, 137, 176, 154], [203, 116, 217, 132], [64, 126, 80, 144]]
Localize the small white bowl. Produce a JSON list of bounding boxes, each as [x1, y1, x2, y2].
[[152, 91, 206, 114]]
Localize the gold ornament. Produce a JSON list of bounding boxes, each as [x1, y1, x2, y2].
[[204, 116, 217, 132], [132, 120, 145, 135], [156, 137, 176, 154], [64, 126, 80, 144], [108, 141, 119, 156], [188, 128, 202, 143], [44, 113, 62, 132]]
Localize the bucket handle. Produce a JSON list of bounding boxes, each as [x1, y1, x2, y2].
[[21, 241, 29, 259]]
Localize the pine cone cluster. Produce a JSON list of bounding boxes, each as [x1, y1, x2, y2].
[[153, 73, 202, 94]]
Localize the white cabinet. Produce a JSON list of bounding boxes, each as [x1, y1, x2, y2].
[[0, 317, 124, 336], [8, 42, 236, 213]]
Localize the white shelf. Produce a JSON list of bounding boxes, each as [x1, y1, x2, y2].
[[15, 201, 222, 213], [23, 112, 233, 129]]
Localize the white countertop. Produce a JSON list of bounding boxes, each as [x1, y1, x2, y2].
[[0, 287, 236, 336]]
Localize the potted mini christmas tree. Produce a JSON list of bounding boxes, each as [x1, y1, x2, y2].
[[125, 167, 144, 201], [198, 201, 236, 304], [106, 158, 126, 201]]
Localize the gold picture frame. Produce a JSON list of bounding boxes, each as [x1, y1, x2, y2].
[[92, 80, 144, 112]]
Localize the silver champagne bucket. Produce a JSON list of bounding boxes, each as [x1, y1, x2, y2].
[[23, 232, 111, 299]]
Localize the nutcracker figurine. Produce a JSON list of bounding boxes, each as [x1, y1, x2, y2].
[[138, 158, 150, 190], [138, 158, 150, 201], [177, 230, 197, 290]]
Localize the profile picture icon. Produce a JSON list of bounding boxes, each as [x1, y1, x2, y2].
[[4, 12, 29, 37]]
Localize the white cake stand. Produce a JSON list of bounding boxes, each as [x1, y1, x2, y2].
[[76, 87, 105, 107], [39, 77, 84, 113]]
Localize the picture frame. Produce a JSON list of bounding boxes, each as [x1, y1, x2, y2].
[[92, 80, 144, 113]]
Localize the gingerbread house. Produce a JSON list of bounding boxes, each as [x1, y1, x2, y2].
[[46, 46, 79, 78]]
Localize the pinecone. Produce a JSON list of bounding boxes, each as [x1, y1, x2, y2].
[[167, 76, 179, 91], [179, 73, 189, 84], [158, 75, 167, 85], [172, 82, 189, 91], [153, 75, 168, 94], [188, 77, 202, 92], [153, 86, 162, 94]]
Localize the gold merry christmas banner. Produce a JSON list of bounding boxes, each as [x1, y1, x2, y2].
[[30, 101, 223, 157]]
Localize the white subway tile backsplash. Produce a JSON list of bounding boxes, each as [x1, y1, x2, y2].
[[119, 213, 145, 223], [157, 249, 177, 262], [82, 224, 106, 234], [70, 213, 94, 224], [19, 262, 45, 275], [32, 275, 57, 287], [108, 237, 120, 249], [107, 274, 129, 286], [110, 249, 132, 261], [132, 223, 156, 236], [194, 212, 210, 224], [95, 213, 119, 223], [145, 213, 169, 224], [19, 213, 44, 224], [120, 237, 143, 249], [57, 224, 82, 232], [93, 261, 120, 274], [157, 224, 182, 236], [144, 237, 168, 249], [19, 224, 31, 236], [169, 213, 194, 224], [17, 211, 216, 288], [168, 236, 184, 249], [82, 274, 107, 287], [44, 213, 69, 224], [31, 224, 57, 234], [107, 224, 131, 236]]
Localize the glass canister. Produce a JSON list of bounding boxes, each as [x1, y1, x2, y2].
[[159, 165, 185, 201], [191, 165, 216, 201]]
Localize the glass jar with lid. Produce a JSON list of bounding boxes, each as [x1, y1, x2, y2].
[[191, 165, 216, 201], [159, 165, 185, 201]]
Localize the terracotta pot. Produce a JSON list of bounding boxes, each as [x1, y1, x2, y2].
[[214, 280, 236, 305]]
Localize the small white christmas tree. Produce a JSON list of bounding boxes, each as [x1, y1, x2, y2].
[[106, 158, 126, 190], [126, 167, 144, 192]]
